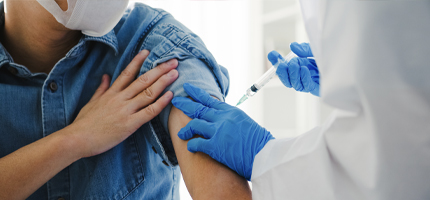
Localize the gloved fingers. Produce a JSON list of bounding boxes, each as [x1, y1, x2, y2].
[[290, 42, 313, 57], [299, 66, 313, 93], [183, 83, 230, 110], [177, 119, 216, 140], [287, 60, 305, 92], [298, 66, 320, 96], [310, 85, 320, 97], [267, 51, 283, 65], [171, 97, 218, 121], [276, 62, 292, 88], [187, 138, 211, 154], [308, 58, 318, 69]]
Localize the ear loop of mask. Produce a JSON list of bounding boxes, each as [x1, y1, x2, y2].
[[65, 0, 88, 30], [36, 0, 77, 25]]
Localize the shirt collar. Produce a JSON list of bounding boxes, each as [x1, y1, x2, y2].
[[82, 31, 119, 55], [0, 1, 119, 64]]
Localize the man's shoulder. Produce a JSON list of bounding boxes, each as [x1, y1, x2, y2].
[[114, 3, 181, 39], [112, 3, 201, 58], [122, 3, 168, 24]]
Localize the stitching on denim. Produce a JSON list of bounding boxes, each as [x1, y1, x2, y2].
[[171, 168, 176, 200], [148, 24, 220, 87], [131, 11, 166, 61], [41, 78, 47, 137], [139, 24, 176, 61], [148, 121, 173, 166], [119, 178, 146, 200], [157, 29, 225, 98], [142, 24, 191, 65], [61, 73, 67, 129], [150, 116, 177, 165], [131, 133, 145, 178], [85, 37, 119, 55]]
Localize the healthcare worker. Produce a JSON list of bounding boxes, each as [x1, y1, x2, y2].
[[171, 0, 430, 199]]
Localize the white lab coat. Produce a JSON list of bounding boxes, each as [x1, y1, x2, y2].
[[251, 1, 430, 199]]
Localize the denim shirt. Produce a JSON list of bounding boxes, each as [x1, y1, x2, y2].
[[0, 2, 229, 200]]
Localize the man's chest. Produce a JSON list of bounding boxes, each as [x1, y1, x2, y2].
[[0, 56, 125, 154]]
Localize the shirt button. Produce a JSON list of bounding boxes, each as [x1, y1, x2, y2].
[[49, 81, 58, 92], [8, 67, 18, 75]]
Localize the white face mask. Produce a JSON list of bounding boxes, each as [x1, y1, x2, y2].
[[37, 0, 129, 37]]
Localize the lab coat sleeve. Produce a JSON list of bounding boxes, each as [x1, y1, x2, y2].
[[251, 111, 369, 200]]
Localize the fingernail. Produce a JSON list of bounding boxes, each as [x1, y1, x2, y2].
[[168, 59, 177, 66], [165, 91, 173, 99], [167, 69, 177, 77], [140, 50, 149, 56]]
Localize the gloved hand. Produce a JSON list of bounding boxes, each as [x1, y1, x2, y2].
[[171, 83, 275, 181], [268, 42, 320, 96]]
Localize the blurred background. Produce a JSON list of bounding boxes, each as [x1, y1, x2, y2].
[[131, 0, 334, 199]]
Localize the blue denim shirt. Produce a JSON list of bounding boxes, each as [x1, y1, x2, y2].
[[0, 2, 229, 200]]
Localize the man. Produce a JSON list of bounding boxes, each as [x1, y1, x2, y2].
[[0, 0, 251, 199]]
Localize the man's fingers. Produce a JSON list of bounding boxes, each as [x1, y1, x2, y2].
[[123, 59, 178, 99], [111, 50, 150, 92], [182, 83, 229, 110], [171, 97, 218, 121], [187, 138, 210, 154], [89, 74, 111, 102], [130, 69, 178, 110], [177, 119, 216, 140], [131, 91, 174, 127]]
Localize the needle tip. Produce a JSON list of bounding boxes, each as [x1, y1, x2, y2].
[[236, 95, 248, 106]]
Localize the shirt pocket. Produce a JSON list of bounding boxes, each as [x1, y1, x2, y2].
[[69, 135, 145, 200]]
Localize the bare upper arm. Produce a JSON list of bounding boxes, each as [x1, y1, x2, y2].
[[168, 106, 251, 199]]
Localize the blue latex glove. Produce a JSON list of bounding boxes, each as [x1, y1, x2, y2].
[[268, 42, 320, 96], [171, 83, 275, 181]]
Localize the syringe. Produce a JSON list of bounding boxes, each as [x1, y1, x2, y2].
[[236, 52, 297, 106]]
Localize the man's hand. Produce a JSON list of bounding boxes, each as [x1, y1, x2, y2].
[[71, 50, 179, 158], [0, 50, 179, 200]]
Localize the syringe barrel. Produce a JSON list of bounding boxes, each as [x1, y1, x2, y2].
[[284, 51, 297, 63], [253, 67, 277, 90], [253, 52, 297, 90]]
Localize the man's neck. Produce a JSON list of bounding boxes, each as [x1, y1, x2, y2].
[[0, 0, 82, 74]]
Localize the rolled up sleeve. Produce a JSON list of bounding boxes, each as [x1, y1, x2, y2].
[[136, 22, 229, 165]]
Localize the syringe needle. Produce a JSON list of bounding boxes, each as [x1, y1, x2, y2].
[[236, 95, 248, 106]]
